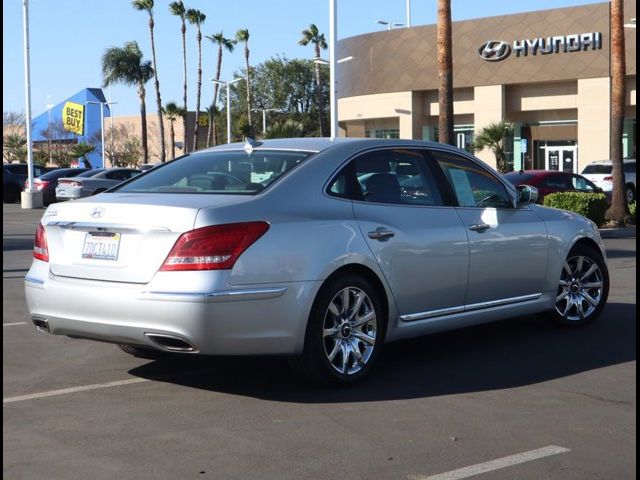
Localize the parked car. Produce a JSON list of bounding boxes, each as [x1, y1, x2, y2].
[[25, 139, 609, 385], [503, 170, 608, 204], [139, 163, 160, 171], [26, 168, 90, 206], [581, 159, 636, 202], [3, 163, 55, 203], [55, 168, 142, 201]]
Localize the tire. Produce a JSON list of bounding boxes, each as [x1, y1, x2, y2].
[[290, 273, 386, 386], [3, 186, 19, 204], [117, 344, 166, 359], [551, 244, 609, 327], [626, 185, 635, 203]]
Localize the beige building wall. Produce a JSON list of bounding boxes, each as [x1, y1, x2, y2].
[[473, 85, 506, 169], [577, 77, 611, 165]]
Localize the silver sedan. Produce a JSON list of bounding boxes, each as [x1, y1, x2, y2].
[[55, 167, 142, 201], [25, 139, 609, 385]]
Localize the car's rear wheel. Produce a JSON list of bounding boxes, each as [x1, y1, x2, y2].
[[626, 185, 635, 203], [552, 244, 609, 327], [117, 344, 166, 359], [291, 274, 385, 386]]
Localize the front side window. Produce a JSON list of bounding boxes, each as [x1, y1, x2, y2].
[[431, 151, 513, 208], [115, 149, 313, 195]]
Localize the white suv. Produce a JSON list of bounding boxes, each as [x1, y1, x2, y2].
[[582, 159, 636, 203]]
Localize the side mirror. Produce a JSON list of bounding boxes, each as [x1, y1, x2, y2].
[[517, 184, 539, 206]]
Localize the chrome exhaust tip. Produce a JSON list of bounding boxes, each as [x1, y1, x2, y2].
[[144, 333, 197, 352], [32, 317, 50, 333]]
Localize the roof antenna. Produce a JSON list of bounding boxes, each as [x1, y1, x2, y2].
[[243, 137, 262, 155]]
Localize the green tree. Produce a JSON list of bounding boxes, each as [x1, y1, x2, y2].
[[163, 102, 186, 160], [3, 134, 27, 163], [472, 121, 514, 173], [236, 29, 253, 136], [169, 1, 189, 153], [102, 41, 154, 163], [69, 142, 96, 169], [132, 0, 166, 162], [187, 8, 206, 150], [265, 118, 305, 139], [606, 0, 630, 224], [437, 0, 454, 145], [299, 24, 328, 137], [206, 31, 235, 146]]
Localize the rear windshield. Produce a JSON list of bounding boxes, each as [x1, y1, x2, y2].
[[582, 164, 612, 174], [503, 172, 537, 184], [115, 149, 314, 195], [77, 169, 106, 177], [40, 168, 88, 180]]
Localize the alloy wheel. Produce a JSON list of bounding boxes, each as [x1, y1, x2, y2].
[[555, 255, 604, 321]]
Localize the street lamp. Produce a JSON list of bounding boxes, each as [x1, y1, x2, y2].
[[85, 100, 117, 168], [406, 0, 411, 27], [211, 77, 245, 144], [253, 108, 277, 134], [314, 52, 353, 138], [46, 97, 53, 166], [376, 19, 404, 30]]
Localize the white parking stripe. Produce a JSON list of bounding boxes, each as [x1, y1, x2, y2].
[[409, 445, 571, 480], [3, 322, 28, 327], [3, 378, 150, 404]]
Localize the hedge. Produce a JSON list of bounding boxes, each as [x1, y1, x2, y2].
[[630, 202, 636, 224], [543, 192, 608, 226]]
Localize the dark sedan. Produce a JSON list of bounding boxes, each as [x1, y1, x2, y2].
[[3, 163, 55, 203], [503, 170, 607, 204]]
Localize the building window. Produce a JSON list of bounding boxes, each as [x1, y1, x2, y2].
[[364, 129, 399, 139]]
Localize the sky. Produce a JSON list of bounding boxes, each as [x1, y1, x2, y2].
[[3, 0, 607, 118]]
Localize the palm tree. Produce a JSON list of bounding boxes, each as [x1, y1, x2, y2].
[[2, 134, 27, 163], [102, 41, 154, 163], [472, 121, 514, 173], [186, 8, 206, 150], [299, 24, 328, 137], [69, 142, 96, 169], [169, 1, 189, 153], [132, 0, 166, 162], [606, 0, 630, 224], [206, 32, 235, 147], [163, 102, 186, 160], [236, 28, 253, 136], [437, 0, 454, 145]]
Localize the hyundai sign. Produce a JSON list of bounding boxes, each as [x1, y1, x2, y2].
[[479, 32, 602, 62]]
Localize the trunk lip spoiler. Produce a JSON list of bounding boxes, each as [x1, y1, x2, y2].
[[46, 221, 172, 234]]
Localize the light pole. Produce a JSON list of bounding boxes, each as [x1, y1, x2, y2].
[[46, 97, 53, 166], [406, 0, 411, 28], [212, 77, 245, 144], [253, 108, 277, 133], [329, 0, 337, 138], [376, 19, 404, 30], [21, 0, 42, 208], [314, 54, 353, 139], [85, 100, 117, 168]]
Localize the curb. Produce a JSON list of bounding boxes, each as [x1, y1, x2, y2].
[[599, 226, 636, 239]]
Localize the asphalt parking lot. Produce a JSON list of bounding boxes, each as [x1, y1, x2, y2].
[[3, 203, 636, 479]]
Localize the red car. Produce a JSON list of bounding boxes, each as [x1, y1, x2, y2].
[[504, 170, 608, 204]]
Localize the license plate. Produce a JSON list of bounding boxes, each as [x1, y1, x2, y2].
[[82, 232, 121, 261]]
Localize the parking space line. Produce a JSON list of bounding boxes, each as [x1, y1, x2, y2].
[[3, 378, 150, 404], [408, 445, 570, 480], [3, 322, 28, 327]]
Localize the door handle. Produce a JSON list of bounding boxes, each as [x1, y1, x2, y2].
[[468, 223, 491, 232], [367, 228, 395, 241]]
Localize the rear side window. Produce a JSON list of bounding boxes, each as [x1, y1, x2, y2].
[[541, 175, 572, 190], [115, 150, 313, 195], [431, 151, 513, 208]]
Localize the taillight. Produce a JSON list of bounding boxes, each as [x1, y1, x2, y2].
[[160, 222, 269, 271], [603, 176, 613, 181], [59, 179, 81, 187], [34, 180, 49, 191], [34, 223, 49, 262]]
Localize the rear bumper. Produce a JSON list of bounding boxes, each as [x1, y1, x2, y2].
[[25, 265, 320, 355]]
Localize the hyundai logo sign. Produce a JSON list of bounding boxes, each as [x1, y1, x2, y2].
[[89, 207, 105, 219], [479, 41, 512, 61]]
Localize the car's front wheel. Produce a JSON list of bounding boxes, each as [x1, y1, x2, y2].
[[626, 185, 635, 203], [552, 244, 609, 326], [292, 274, 385, 386]]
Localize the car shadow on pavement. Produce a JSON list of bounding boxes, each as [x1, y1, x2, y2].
[[604, 249, 637, 259], [128, 302, 636, 403], [3, 236, 34, 252]]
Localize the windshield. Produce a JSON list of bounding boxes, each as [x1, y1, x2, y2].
[[115, 149, 314, 195], [582, 164, 612, 175]]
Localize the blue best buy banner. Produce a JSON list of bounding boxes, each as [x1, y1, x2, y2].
[[31, 88, 111, 168]]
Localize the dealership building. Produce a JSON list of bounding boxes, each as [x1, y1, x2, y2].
[[336, 1, 636, 172]]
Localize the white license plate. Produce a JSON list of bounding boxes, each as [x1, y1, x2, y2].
[[82, 232, 121, 261]]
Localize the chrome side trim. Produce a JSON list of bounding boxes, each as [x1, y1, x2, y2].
[[140, 287, 288, 303], [24, 276, 45, 286], [47, 221, 171, 234], [400, 293, 542, 322]]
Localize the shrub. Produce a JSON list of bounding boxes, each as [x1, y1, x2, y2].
[[543, 192, 608, 226], [629, 202, 636, 225]]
